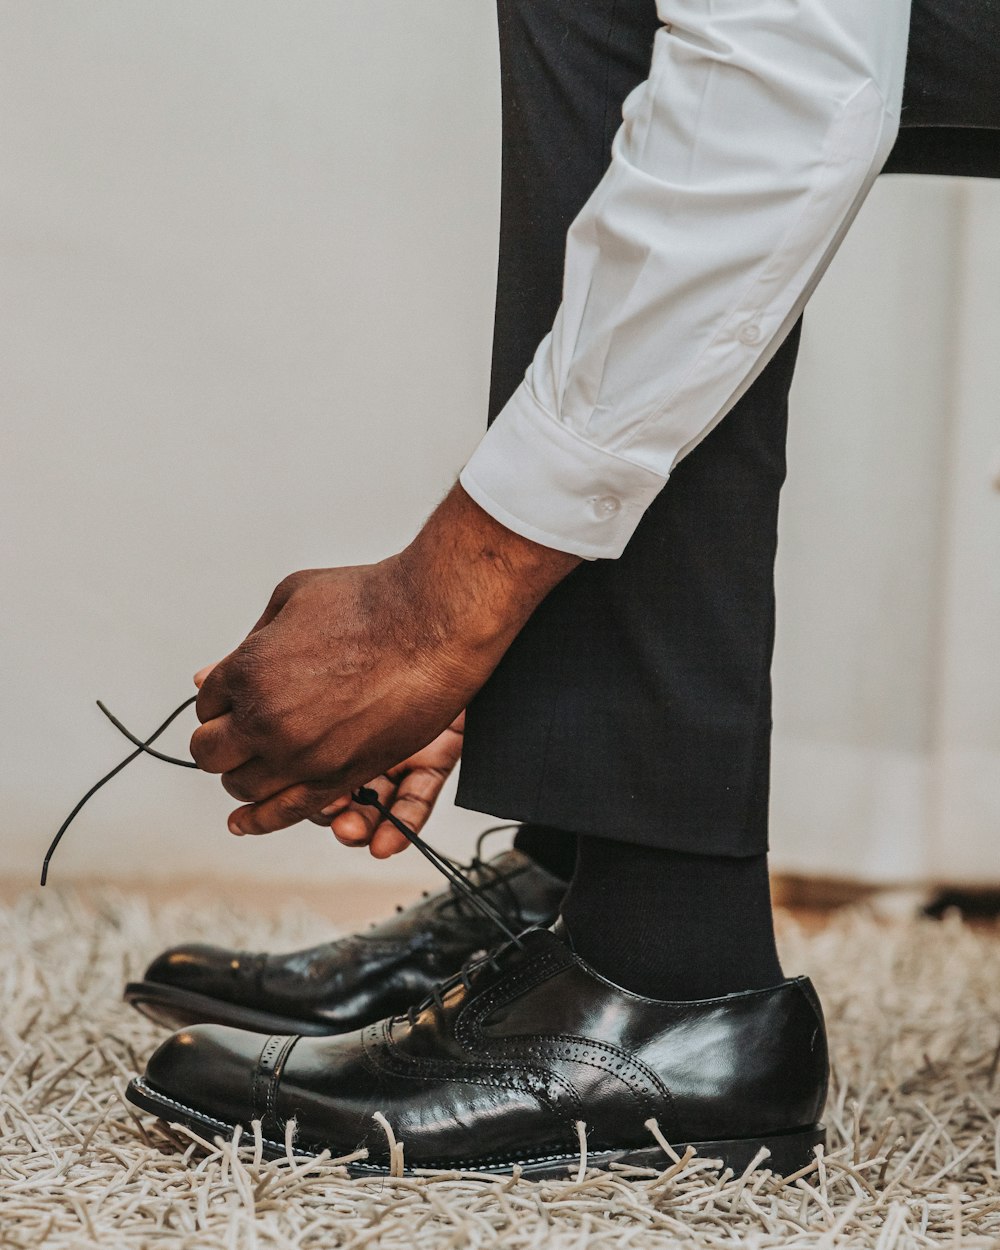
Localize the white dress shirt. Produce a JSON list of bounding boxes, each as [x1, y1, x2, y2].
[[460, 0, 912, 559]]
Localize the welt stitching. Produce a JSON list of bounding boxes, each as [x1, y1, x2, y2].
[[133, 1081, 289, 1151], [133, 1079, 589, 1171], [134, 1079, 600, 1171]]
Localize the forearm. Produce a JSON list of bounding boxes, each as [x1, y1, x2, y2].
[[462, 0, 911, 560]]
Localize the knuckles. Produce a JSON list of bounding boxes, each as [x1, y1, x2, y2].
[[271, 569, 312, 606], [236, 697, 280, 741], [275, 571, 304, 597], [239, 703, 313, 755]]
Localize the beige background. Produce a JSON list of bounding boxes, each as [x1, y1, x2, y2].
[[3, 2, 998, 892]]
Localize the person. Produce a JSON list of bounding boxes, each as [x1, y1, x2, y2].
[[123, 0, 999, 1177]]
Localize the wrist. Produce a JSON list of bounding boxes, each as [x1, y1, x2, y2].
[[396, 482, 581, 652]]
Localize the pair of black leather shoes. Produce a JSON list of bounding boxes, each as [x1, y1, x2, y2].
[[125, 847, 565, 1036], [125, 846, 829, 1178]]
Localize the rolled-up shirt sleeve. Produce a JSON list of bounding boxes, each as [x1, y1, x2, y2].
[[460, 0, 911, 559]]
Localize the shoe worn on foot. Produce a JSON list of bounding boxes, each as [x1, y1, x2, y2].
[[124, 847, 565, 1036], [127, 922, 829, 1179]]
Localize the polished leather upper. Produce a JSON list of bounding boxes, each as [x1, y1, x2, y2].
[[141, 849, 566, 1033], [141, 923, 829, 1170]]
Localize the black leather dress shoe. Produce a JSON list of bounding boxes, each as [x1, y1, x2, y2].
[[124, 848, 566, 1036], [127, 922, 829, 1179]]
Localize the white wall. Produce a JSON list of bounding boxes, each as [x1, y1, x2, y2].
[[773, 178, 1000, 884], [2, 4, 997, 888], [1, 1, 501, 888]]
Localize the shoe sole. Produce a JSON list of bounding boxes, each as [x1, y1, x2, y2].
[[124, 981, 339, 1037], [126, 1076, 825, 1181]]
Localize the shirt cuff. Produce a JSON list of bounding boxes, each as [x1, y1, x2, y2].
[[460, 383, 667, 560]]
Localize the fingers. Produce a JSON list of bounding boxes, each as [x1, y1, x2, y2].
[[195, 651, 239, 724], [367, 823, 415, 859], [193, 637, 268, 762], [324, 763, 451, 859], [193, 664, 216, 689], [325, 769, 439, 858], [228, 780, 339, 837], [189, 712, 254, 776], [217, 754, 347, 808], [219, 757, 295, 804], [309, 795, 350, 827], [327, 775, 397, 848], [368, 765, 448, 859], [223, 758, 448, 842]]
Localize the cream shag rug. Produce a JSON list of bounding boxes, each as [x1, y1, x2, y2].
[[2, 892, 1000, 1249]]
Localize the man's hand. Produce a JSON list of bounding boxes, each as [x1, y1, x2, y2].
[[318, 713, 464, 858], [190, 484, 579, 837]]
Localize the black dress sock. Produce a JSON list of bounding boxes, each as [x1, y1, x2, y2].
[[513, 823, 577, 885], [561, 834, 783, 1000]]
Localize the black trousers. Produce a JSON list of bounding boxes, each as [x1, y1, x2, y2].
[[456, 0, 1000, 855]]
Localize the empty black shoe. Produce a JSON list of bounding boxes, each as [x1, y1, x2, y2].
[[127, 922, 829, 1179], [124, 846, 566, 1036]]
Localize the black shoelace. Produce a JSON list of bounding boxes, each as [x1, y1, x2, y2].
[[40, 696, 199, 887], [430, 825, 524, 925], [41, 698, 527, 952], [405, 940, 517, 1029]]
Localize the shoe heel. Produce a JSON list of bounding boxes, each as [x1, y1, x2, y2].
[[620, 1124, 825, 1176]]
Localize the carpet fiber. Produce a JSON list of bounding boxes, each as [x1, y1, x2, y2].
[[2, 890, 1000, 1248]]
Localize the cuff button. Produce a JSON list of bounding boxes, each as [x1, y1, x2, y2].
[[590, 494, 621, 520]]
